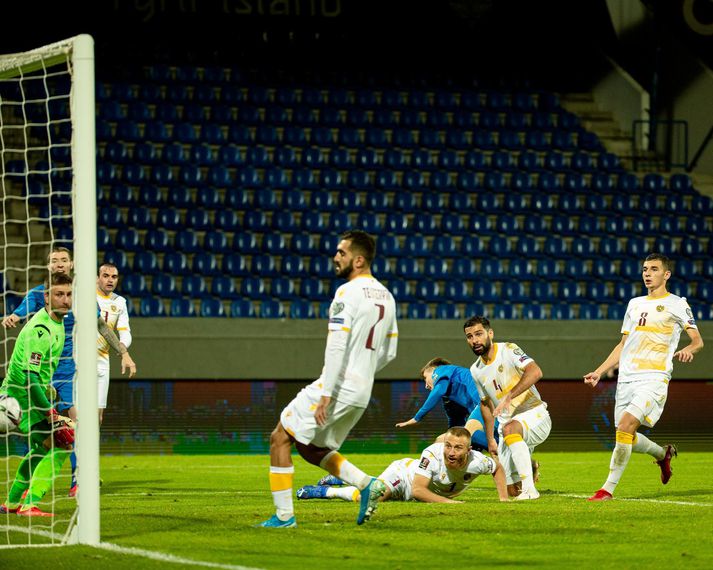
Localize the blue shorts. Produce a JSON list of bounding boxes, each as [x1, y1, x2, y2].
[[52, 359, 76, 412], [467, 406, 500, 451]]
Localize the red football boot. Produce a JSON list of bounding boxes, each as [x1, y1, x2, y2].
[[588, 489, 613, 501], [656, 444, 678, 485]]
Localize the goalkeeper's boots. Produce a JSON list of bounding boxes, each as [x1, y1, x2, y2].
[[317, 474, 344, 486], [588, 489, 613, 502], [0, 504, 19, 514], [17, 505, 54, 517], [256, 514, 296, 528], [357, 478, 386, 525], [656, 444, 678, 485], [296, 485, 329, 500]]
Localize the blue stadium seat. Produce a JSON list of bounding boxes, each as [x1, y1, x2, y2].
[[221, 254, 248, 277], [523, 216, 548, 236], [564, 259, 590, 280], [492, 304, 519, 320], [289, 300, 315, 319], [379, 235, 402, 257], [388, 279, 414, 302], [502, 281, 527, 302], [586, 282, 611, 302], [407, 303, 432, 319], [435, 304, 461, 319], [246, 146, 271, 169], [550, 303, 575, 319], [653, 237, 678, 257], [522, 304, 546, 319], [578, 303, 603, 319], [258, 300, 284, 319], [309, 257, 333, 278], [200, 299, 226, 318], [192, 252, 220, 276], [170, 299, 196, 317], [415, 281, 440, 302], [102, 250, 129, 274], [139, 298, 166, 317], [618, 259, 640, 280], [496, 215, 520, 233], [99, 206, 124, 229], [606, 304, 626, 320], [152, 274, 178, 298], [571, 237, 596, 258], [460, 235, 487, 257], [121, 274, 147, 298], [356, 212, 383, 234], [473, 281, 500, 303], [451, 258, 477, 280], [613, 282, 641, 301], [181, 275, 208, 298], [132, 251, 159, 275], [396, 258, 421, 280], [538, 258, 563, 281], [488, 236, 514, 258], [530, 281, 556, 303], [299, 278, 327, 301], [558, 282, 583, 302], [240, 276, 267, 299], [115, 228, 141, 252], [271, 277, 297, 300], [479, 259, 506, 280], [161, 252, 190, 277], [509, 259, 535, 279]]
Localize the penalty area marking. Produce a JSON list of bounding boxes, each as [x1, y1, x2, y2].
[[95, 542, 265, 570], [559, 492, 713, 507]]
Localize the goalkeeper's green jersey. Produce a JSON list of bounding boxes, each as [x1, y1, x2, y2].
[[1, 308, 64, 432]]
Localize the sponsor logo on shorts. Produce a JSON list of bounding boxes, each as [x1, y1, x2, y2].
[[29, 352, 42, 365]]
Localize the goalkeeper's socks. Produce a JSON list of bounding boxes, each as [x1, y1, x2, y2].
[[320, 451, 371, 490], [24, 448, 70, 504]]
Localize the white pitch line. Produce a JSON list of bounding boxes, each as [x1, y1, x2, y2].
[[95, 542, 265, 570], [103, 490, 261, 497], [559, 492, 713, 507]]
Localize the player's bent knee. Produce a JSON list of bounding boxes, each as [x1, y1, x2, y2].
[[502, 420, 523, 437], [294, 441, 331, 466]]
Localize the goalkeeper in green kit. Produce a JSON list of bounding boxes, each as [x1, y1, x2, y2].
[[0, 273, 75, 517]]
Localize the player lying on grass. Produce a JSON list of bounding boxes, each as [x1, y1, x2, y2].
[[297, 427, 509, 503]]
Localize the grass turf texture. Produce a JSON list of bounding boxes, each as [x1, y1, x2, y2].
[[1, 452, 712, 569]]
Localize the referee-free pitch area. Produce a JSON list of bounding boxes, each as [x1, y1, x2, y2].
[[2, 452, 712, 569]]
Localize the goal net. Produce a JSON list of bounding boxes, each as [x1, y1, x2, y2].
[[0, 35, 98, 547]]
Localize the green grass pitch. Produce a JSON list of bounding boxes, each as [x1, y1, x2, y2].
[[2, 452, 713, 569]]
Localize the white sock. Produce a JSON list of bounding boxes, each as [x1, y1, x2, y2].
[[320, 451, 371, 490], [326, 486, 360, 502], [602, 431, 633, 494], [269, 465, 294, 520], [633, 433, 664, 460], [504, 435, 535, 491]]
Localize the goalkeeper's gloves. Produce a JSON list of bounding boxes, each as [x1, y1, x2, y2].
[[46, 409, 75, 448]]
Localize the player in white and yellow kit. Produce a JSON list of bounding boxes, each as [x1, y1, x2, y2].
[[97, 263, 135, 423], [584, 253, 703, 501], [297, 427, 508, 503], [259, 230, 399, 528], [465, 316, 551, 500]]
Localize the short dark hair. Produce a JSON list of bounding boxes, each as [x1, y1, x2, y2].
[[420, 357, 451, 377], [44, 272, 73, 290], [47, 246, 72, 263], [445, 426, 472, 441], [98, 262, 119, 276], [341, 230, 376, 265], [645, 253, 672, 273], [463, 315, 491, 331]]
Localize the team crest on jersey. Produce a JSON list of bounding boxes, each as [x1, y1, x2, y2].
[[331, 302, 345, 316], [419, 457, 430, 469], [111, 305, 117, 312], [29, 352, 42, 365], [657, 305, 665, 312], [498, 365, 504, 373]]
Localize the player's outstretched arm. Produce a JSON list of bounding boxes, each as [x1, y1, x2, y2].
[[674, 327, 704, 363], [395, 418, 418, 428], [584, 335, 626, 387]]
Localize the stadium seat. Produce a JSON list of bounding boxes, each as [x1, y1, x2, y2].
[[578, 303, 603, 319], [121, 274, 147, 298], [180, 275, 208, 298], [586, 281, 611, 302], [260, 300, 286, 319], [606, 304, 626, 320], [407, 303, 432, 319], [199, 298, 226, 317], [162, 252, 190, 276], [473, 282, 499, 303], [221, 254, 248, 277], [192, 252, 221, 276], [550, 303, 575, 319], [170, 298, 196, 317], [502, 281, 527, 302], [460, 235, 486, 257], [530, 281, 556, 303], [451, 258, 477, 280], [101, 250, 129, 274], [152, 274, 178, 298], [522, 304, 546, 319], [132, 251, 159, 275]]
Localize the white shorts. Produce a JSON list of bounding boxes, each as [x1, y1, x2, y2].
[[97, 366, 110, 409], [615, 380, 669, 428], [498, 404, 551, 485], [280, 384, 365, 450], [379, 458, 416, 502]]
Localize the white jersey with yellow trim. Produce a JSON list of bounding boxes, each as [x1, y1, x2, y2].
[[313, 274, 398, 408], [411, 442, 496, 498], [97, 291, 130, 369], [618, 293, 696, 383], [470, 342, 545, 420]]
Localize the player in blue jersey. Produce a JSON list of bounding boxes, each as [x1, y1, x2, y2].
[[2, 247, 137, 495], [395, 357, 497, 451]]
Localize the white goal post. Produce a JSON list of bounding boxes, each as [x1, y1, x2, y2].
[[0, 34, 98, 546]]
